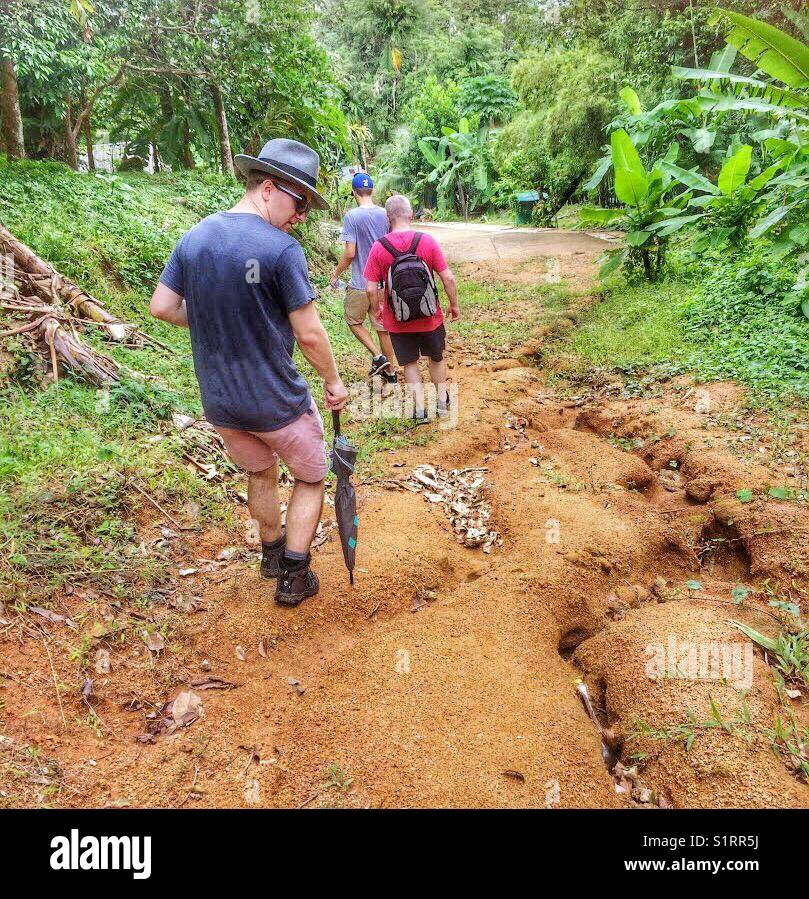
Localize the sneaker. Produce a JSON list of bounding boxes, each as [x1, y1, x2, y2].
[[382, 367, 398, 385], [369, 354, 392, 378], [412, 408, 429, 425], [275, 559, 320, 607], [259, 535, 285, 579], [437, 393, 451, 420]]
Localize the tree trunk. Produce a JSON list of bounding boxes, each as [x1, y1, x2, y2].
[[210, 82, 234, 178], [0, 56, 26, 160], [158, 86, 174, 125], [84, 113, 95, 171], [182, 119, 195, 169], [63, 104, 78, 169]]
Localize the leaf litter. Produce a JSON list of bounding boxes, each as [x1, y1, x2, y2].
[[399, 464, 502, 553]]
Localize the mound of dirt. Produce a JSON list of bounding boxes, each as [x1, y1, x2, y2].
[[574, 601, 807, 809]]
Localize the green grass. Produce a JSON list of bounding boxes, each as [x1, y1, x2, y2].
[[561, 248, 809, 401], [453, 278, 572, 348], [567, 278, 698, 369]]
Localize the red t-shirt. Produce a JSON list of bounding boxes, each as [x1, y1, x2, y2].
[[363, 230, 447, 333]]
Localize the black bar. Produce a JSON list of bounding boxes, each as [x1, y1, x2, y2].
[[2, 808, 795, 885]]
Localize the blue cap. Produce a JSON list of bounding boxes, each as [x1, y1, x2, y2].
[[352, 172, 373, 190]]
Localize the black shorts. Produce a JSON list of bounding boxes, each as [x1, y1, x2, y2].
[[390, 325, 446, 365]]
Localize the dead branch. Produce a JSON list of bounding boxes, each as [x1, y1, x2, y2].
[[37, 316, 120, 386], [0, 222, 127, 340]]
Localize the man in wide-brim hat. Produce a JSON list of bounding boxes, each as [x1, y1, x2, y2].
[[151, 138, 348, 607]]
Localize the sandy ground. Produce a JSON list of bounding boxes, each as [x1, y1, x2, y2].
[[2, 225, 807, 809]]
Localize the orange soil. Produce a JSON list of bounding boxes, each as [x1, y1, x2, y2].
[[2, 227, 806, 809]]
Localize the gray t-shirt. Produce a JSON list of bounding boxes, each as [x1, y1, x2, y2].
[[339, 204, 389, 289], [159, 211, 314, 432]]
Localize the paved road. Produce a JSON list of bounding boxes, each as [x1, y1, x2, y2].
[[415, 221, 618, 264]]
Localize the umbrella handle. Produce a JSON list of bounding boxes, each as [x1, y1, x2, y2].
[[332, 410, 341, 438]]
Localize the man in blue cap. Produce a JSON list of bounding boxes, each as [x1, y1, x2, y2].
[[330, 172, 397, 384]]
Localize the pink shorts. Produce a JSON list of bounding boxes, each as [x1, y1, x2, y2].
[[215, 399, 328, 483]]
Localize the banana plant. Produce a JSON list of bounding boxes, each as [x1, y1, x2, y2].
[[674, 9, 809, 312], [581, 129, 704, 281], [674, 143, 791, 250], [419, 118, 492, 218]]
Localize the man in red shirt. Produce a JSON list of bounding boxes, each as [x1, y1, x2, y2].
[[364, 195, 460, 422]]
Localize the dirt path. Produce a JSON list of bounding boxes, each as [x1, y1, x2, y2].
[[3, 226, 807, 809]]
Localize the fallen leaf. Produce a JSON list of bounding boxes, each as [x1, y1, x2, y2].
[[169, 690, 203, 728], [142, 630, 165, 653], [190, 676, 237, 691], [502, 770, 525, 783], [235, 645, 246, 661], [29, 606, 77, 628]]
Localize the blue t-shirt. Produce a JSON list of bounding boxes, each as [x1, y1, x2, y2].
[[159, 211, 314, 432], [339, 205, 389, 289]]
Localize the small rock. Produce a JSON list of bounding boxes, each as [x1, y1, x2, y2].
[[235, 646, 246, 662], [632, 785, 653, 804], [94, 648, 111, 675], [200, 659, 212, 672]]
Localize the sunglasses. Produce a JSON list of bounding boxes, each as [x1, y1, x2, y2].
[[274, 181, 311, 214]]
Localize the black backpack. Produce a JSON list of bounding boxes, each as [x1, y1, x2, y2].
[[378, 234, 438, 323]]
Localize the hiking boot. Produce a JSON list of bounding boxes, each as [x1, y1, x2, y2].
[[275, 558, 319, 607], [369, 354, 392, 378], [259, 534, 285, 579], [412, 408, 429, 425]]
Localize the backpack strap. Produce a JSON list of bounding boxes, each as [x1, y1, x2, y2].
[[378, 236, 403, 260], [408, 233, 422, 254]]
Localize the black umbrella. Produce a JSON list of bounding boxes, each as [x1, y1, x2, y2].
[[330, 411, 358, 585]]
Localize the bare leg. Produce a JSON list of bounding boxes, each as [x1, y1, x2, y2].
[[376, 329, 397, 366], [427, 358, 449, 405], [285, 478, 325, 555], [248, 462, 281, 543], [348, 321, 379, 357], [403, 361, 424, 413]]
